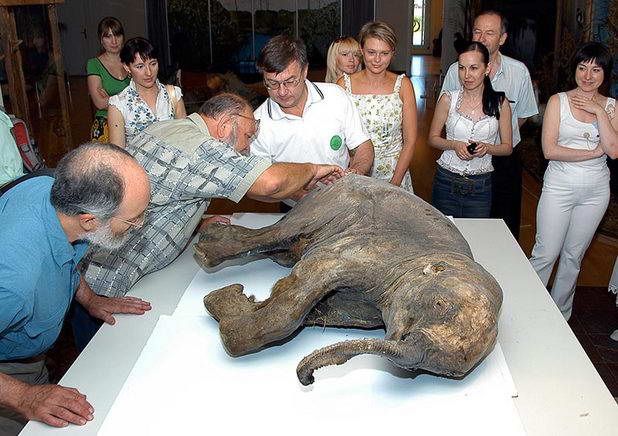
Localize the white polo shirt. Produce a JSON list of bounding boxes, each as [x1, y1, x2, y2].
[[441, 53, 538, 147], [251, 80, 370, 167]]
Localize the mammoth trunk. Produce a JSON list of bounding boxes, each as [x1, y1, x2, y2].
[[296, 338, 415, 386]]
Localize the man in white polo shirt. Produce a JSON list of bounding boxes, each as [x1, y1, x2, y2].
[[441, 10, 538, 240], [251, 35, 374, 205]]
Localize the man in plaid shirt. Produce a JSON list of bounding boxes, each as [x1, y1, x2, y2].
[[74, 93, 344, 348]]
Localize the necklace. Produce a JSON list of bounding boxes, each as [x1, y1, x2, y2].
[[462, 94, 482, 115]]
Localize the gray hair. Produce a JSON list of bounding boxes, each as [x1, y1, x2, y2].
[[50, 142, 135, 220], [198, 93, 249, 119]]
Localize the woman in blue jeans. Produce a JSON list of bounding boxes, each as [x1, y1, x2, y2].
[[428, 41, 512, 217]]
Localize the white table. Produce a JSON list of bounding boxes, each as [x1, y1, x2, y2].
[[21, 218, 618, 435]]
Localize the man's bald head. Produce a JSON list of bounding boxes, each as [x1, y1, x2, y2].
[[51, 142, 148, 221], [198, 93, 258, 155], [198, 93, 251, 120]]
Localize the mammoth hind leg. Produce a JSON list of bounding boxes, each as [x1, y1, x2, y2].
[[206, 257, 343, 357]]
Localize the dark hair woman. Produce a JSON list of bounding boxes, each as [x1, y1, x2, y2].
[[529, 42, 618, 321], [86, 17, 130, 142], [428, 41, 513, 217], [108, 37, 187, 147]]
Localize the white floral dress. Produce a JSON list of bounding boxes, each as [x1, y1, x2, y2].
[[109, 79, 182, 143], [344, 73, 412, 192]]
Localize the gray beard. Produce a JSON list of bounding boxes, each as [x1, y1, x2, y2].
[[225, 127, 237, 149], [83, 222, 130, 250], [225, 127, 250, 156]]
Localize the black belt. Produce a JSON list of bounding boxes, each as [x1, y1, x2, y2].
[[0, 353, 45, 364], [0, 168, 55, 197]]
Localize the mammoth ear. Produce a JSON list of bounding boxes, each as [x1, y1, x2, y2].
[[422, 262, 447, 275]]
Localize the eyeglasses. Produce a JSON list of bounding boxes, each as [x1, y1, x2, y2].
[[263, 77, 302, 91], [112, 210, 147, 228], [233, 113, 261, 142]]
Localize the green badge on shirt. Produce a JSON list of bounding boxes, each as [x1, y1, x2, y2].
[[330, 135, 342, 151]]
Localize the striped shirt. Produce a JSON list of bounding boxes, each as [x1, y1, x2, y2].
[[85, 113, 270, 297]]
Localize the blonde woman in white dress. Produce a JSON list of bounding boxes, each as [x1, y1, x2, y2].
[[325, 36, 362, 84], [337, 21, 416, 191]]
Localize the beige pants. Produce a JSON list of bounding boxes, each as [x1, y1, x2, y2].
[[0, 359, 48, 436]]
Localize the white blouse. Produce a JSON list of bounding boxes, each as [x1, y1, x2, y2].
[[109, 79, 182, 142], [437, 90, 500, 175], [547, 92, 615, 175]]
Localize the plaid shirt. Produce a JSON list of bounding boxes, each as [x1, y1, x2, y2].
[[85, 113, 270, 297]]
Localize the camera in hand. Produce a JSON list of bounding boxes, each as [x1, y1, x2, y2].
[[467, 142, 477, 154]]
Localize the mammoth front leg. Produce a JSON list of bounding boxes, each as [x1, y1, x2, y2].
[[194, 221, 315, 269], [205, 257, 343, 357], [194, 223, 281, 268], [193, 202, 352, 269]]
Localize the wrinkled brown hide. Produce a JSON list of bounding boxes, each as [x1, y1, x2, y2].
[[195, 175, 502, 385]]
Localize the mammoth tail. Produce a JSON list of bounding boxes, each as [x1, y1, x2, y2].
[[296, 338, 414, 386]]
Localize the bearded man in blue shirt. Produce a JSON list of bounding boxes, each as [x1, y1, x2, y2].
[[0, 142, 151, 434]]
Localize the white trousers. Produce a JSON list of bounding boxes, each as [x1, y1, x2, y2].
[[529, 166, 609, 320]]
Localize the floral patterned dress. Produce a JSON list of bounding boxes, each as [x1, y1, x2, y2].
[[108, 79, 182, 143], [344, 73, 412, 192]]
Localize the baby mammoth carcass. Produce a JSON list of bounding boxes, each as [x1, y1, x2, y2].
[[194, 175, 502, 385]]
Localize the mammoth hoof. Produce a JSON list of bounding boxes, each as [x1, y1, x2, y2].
[[203, 284, 258, 321], [219, 317, 248, 357], [193, 224, 231, 268]]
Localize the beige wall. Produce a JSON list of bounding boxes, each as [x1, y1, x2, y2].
[[58, 0, 146, 75], [374, 0, 444, 71], [84, 0, 147, 56], [430, 0, 444, 47], [375, 0, 411, 72]]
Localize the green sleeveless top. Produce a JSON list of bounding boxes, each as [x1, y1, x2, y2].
[[86, 57, 130, 118]]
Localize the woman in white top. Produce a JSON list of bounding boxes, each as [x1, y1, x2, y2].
[[529, 42, 618, 320], [428, 41, 512, 217], [324, 36, 362, 84], [338, 21, 417, 191], [108, 37, 186, 147]]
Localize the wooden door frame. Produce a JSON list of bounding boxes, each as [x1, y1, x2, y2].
[[0, 0, 73, 165], [410, 0, 432, 54]]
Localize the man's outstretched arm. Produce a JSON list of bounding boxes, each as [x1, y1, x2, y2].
[[74, 277, 151, 325], [247, 162, 345, 202], [0, 371, 94, 428]]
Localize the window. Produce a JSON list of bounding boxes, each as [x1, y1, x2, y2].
[[168, 0, 342, 73]]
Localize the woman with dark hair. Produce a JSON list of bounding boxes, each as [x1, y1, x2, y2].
[[108, 37, 186, 147], [428, 41, 512, 217], [529, 42, 618, 320], [86, 17, 130, 142]]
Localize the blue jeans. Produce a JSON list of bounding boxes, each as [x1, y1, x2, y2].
[[69, 300, 103, 352], [431, 166, 492, 218]]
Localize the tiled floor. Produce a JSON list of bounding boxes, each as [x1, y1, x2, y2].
[[568, 286, 618, 397]]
